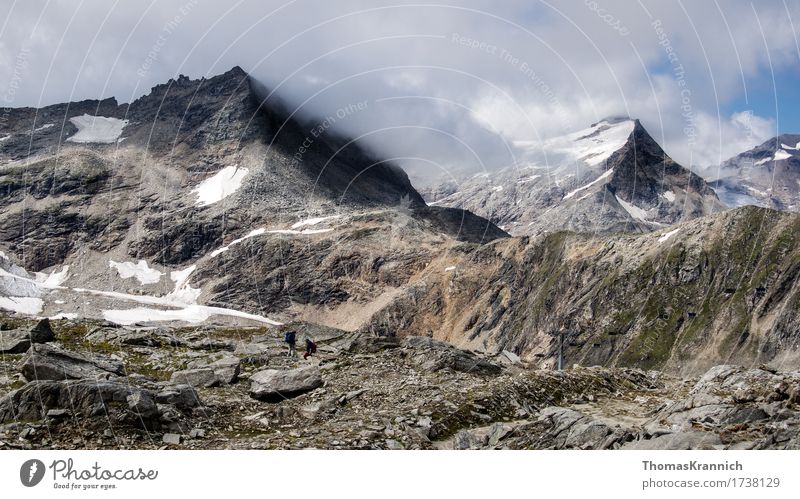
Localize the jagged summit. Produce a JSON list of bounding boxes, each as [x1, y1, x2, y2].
[[709, 133, 800, 212], [0, 66, 506, 325], [422, 117, 723, 235]]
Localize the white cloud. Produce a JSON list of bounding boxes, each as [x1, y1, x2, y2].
[[0, 0, 797, 177]]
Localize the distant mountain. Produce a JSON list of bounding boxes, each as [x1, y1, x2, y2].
[[0, 66, 506, 323], [707, 134, 800, 212], [421, 118, 724, 235]]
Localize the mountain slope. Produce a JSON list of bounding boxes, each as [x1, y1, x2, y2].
[[708, 134, 800, 211], [361, 206, 800, 376], [423, 118, 723, 235], [0, 67, 506, 323]]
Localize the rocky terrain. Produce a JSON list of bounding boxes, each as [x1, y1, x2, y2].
[[1, 317, 799, 450], [1, 67, 799, 451], [422, 117, 724, 236], [707, 134, 800, 212]]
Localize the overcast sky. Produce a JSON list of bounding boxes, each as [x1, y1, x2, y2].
[[2, 0, 799, 179]]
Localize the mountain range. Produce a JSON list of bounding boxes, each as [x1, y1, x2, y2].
[[1, 66, 799, 376]]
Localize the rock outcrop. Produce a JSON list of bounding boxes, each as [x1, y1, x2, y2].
[[249, 366, 323, 401]]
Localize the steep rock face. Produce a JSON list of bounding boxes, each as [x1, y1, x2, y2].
[[361, 206, 800, 375], [422, 118, 723, 235], [709, 134, 800, 212], [0, 67, 505, 323]]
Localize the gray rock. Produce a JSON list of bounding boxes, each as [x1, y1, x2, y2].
[[86, 327, 158, 347], [385, 439, 404, 450], [249, 366, 323, 402], [162, 433, 181, 445], [21, 344, 125, 381], [45, 409, 70, 418], [234, 342, 271, 359], [0, 321, 55, 354], [30, 319, 55, 343], [0, 379, 139, 423], [186, 355, 241, 384], [404, 336, 502, 375], [208, 356, 241, 384], [622, 431, 723, 450], [189, 428, 205, 439], [487, 422, 514, 447], [170, 368, 219, 388], [126, 391, 159, 419], [154, 384, 200, 409], [0, 330, 31, 354]]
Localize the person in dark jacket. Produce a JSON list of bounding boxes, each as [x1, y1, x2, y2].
[[303, 337, 317, 360], [284, 330, 297, 358]]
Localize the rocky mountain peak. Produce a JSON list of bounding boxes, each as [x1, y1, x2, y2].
[[710, 132, 800, 212]]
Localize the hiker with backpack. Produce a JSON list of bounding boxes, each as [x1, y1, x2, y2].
[[303, 337, 317, 360], [284, 329, 298, 358]]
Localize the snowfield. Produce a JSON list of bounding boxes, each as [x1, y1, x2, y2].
[[615, 194, 648, 221], [35, 265, 70, 288], [102, 304, 282, 326], [109, 260, 163, 285], [566, 119, 634, 166], [563, 168, 614, 200], [0, 296, 44, 315], [193, 165, 250, 206], [66, 114, 128, 143]]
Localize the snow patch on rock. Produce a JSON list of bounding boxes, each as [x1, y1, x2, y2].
[[211, 228, 266, 257], [563, 169, 614, 200], [193, 165, 249, 206], [109, 260, 163, 285], [657, 228, 680, 243], [67, 114, 128, 143], [615, 195, 648, 221], [290, 215, 340, 229], [0, 296, 43, 315]]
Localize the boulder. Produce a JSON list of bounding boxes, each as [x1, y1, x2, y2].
[[0, 379, 137, 422], [208, 357, 240, 384], [185, 354, 241, 384], [622, 431, 723, 450], [21, 344, 125, 381], [154, 384, 200, 409], [86, 327, 184, 347], [162, 433, 181, 445], [250, 366, 323, 402], [0, 330, 30, 354], [29, 319, 55, 343], [347, 335, 402, 353], [404, 336, 502, 375], [233, 342, 271, 363], [0, 319, 55, 354], [126, 391, 159, 419]]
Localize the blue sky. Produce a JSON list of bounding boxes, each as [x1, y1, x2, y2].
[[734, 67, 800, 136]]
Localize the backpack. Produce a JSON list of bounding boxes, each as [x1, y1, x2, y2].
[[284, 331, 296, 343], [309, 341, 317, 354]]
